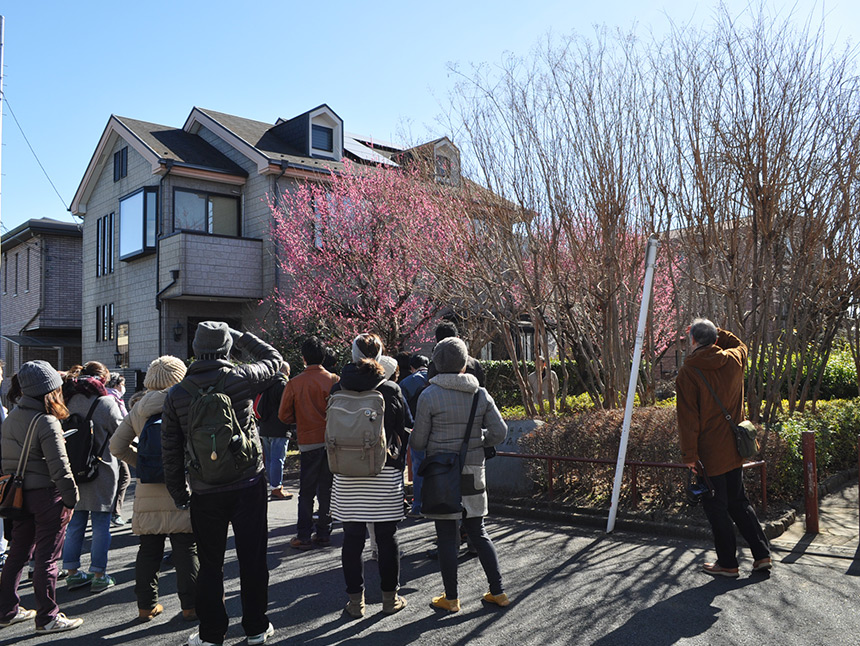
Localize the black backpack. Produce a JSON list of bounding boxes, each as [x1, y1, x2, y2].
[[62, 397, 108, 484], [136, 414, 164, 483]]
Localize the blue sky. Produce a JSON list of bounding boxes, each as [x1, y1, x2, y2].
[[0, 0, 857, 234]]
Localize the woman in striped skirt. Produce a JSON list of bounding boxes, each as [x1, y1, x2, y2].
[[330, 334, 409, 618]]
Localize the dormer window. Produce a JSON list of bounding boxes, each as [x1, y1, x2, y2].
[[312, 125, 334, 153], [436, 155, 452, 179]]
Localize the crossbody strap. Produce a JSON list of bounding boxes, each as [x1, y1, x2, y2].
[[457, 392, 481, 470], [15, 413, 45, 477], [693, 367, 737, 426], [86, 397, 113, 460]]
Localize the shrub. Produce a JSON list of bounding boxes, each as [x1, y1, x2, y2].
[[483, 359, 585, 408], [516, 399, 860, 511]]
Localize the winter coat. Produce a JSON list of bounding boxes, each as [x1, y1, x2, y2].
[[278, 365, 340, 447], [410, 372, 507, 519], [110, 389, 192, 535], [256, 374, 292, 439], [162, 331, 282, 505], [65, 391, 123, 512], [676, 329, 748, 477], [0, 395, 78, 508]]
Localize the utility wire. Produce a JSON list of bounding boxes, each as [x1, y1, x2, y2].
[[1, 90, 70, 211]]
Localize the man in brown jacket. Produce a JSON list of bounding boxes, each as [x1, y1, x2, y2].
[[278, 336, 340, 550], [676, 319, 771, 577]]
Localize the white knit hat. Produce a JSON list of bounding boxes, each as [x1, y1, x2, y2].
[[144, 355, 187, 390]]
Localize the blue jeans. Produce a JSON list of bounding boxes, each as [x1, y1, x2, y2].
[[297, 447, 332, 541], [410, 448, 425, 513], [260, 436, 288, 489], [62, 510, 112, 574]]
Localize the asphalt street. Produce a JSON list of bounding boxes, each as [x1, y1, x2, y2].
[[1, 477, 858, 646]]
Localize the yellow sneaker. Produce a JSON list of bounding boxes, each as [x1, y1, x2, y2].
[[431, 594, 460, 612], [483, 592, 510, 607]]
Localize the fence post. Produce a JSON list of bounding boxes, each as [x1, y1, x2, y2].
[[802, 431, 819, 534], [547, 458, 554, 500], [630, 464, 639, 509]]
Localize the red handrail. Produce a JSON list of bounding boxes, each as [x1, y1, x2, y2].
[[495, 451, 767, 513]]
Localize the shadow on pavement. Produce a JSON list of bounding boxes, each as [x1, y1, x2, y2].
[[591, 576, 767, 646]]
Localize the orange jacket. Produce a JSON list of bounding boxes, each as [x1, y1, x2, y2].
[[676, 329, 747, 477], [278, 365, 340, 446]]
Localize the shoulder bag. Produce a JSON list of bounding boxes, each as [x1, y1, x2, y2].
[[418, 392, 480, 515], [0, 413, 44, 519], [694, 367, 759, 459]]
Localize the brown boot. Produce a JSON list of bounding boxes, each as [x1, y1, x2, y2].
[[382, 590, 407, 615], [138, 604, 163, 621], [345, 592, 365, 619]]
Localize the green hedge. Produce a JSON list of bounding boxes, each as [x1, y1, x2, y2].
[[483, 359, 585, 408], [482, 347, 859, 409]]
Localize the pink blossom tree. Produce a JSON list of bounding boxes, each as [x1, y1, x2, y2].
[[268, 161, 470, 352]]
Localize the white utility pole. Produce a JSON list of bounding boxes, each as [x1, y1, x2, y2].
[[606, 235, 660, 533]]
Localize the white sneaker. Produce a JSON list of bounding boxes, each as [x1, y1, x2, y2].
[[186, 631, 222, 646], [34, 613, 83, 633], [248, 623, 274, 645], [1, 607, 36, 627]]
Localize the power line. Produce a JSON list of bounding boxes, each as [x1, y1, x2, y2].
[[1, 90, 70, 211]]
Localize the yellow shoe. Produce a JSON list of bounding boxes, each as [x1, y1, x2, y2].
[[431, 594, 460, 612], [483, 592, 510, 607]]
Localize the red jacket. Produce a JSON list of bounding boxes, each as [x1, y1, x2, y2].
[[278, 365, 339, 446], [676, 329, 747, 477]]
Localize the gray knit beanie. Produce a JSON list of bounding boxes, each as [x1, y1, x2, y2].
[[192, 321, 232, 358], [432, 337, 469, 374], [18, 360, 63, 397], [144, 355, 188, 391]]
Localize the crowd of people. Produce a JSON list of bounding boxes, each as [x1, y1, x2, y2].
[[0, 316, 773, 644], [0, 320, 511, 645]]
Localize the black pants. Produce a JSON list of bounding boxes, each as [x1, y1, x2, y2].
[[341, 521, 400, 594], [435, 516, 502, 599], [702, 467, 771, 568], [297, 448, 333, 541], [191, 478, 269, 643], [135, 533, 199, 611]]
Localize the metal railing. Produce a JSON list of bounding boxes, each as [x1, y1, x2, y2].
[[495, 451, 768, 514]]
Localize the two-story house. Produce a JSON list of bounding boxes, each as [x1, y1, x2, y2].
[[1, 218, 83, 397], [70, 105, 463, 376]]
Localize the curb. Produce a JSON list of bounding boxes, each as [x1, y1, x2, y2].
[[489, 502, 797, 542]]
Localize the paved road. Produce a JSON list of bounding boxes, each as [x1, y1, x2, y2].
[[2, 477, 858, 646]]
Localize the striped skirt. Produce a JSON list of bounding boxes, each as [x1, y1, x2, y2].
[[331, 466, 405, 523]]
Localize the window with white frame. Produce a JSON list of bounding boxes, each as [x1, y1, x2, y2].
[[96, 303, 114, 342], [114, 147, 128, 181], [96, 213, 115, 276]]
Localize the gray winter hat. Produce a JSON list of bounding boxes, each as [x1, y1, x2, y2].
[[192, 321, 232, 358], [18, 360, 64, 397], [432, 337, 469, 374]]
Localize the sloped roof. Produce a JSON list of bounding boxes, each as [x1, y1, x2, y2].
[[115, 116, 248, 176], [193, 108, 343, 173]]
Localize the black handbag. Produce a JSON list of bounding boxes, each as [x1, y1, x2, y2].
[[0, 413, 43, 520], [418, 392, 480, 515], [694, 368, 760, 459]]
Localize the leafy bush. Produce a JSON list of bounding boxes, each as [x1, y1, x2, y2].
[[516, 399, 860, 511], [483, 359, 584, 408]]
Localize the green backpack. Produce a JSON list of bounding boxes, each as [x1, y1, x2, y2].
[[178, 372, 259, 485]]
